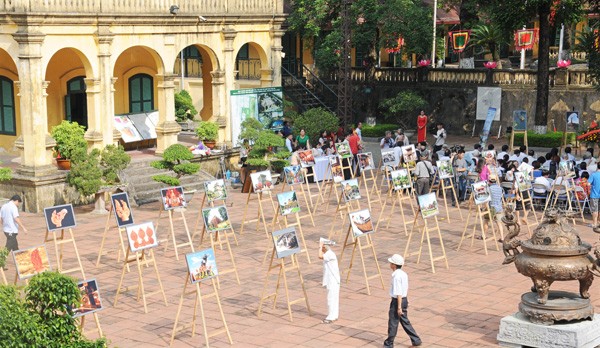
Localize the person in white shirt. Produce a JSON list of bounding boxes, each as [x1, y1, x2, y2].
[[1, 195, 27, 252], [356, 122, 363, 141], [496, 145, 509, 161], [319, 239, 340, 324], [285, 133, 294, 153], [384, 254, 421, 347], [534, 170, 553, 194], [380, 131, 395, 149], [564, 147, 576, 162], [432, 123, 446, 153]]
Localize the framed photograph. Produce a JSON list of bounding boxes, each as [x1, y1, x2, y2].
[[160, 186, 187, 210], [341, 178, 361, 202], [518, 162, 534, 181], [472, 181, 491, 205], [566, 111, 580, 132], [44, 204, 76, 232], [358, 152, 374, 171], [417, 193, 439, 219], [298, 149, 315, 167], [125, 222, 158, 253], [391, 169, 411, 190], [381, 149, 399, 169], [202, 205, 232, 232], [335, 142, 352, 159], [284, 165, 305, 185], [513, 110, 527, 131], [277, 191, 301, 216], [401, 144, 417, 166], [111, 192, 134, 227], [186, 248, 218, 284], [329, 156, 344, 183], [558, 161, 575, 178], [13, 245, 51, 280], [272, 227, 301, 259], [73, 279, 103, 318], [204, 179, 228, 202], [482, 150, 496, 164], [250, 170, 273, 193], [349, 209, 374, 237], [437, 160, 453, 179], [514, 172, 531, 192]]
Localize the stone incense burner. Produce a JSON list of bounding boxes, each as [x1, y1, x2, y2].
[[502, 208, 600, 325]]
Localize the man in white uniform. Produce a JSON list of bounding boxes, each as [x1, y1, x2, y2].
[[1, 195, 27, 252], [319, 238, 340, 324]]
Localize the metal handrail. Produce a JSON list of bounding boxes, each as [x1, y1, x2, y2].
[[281, 66, 333, 113], [302, 64, 338, 100]]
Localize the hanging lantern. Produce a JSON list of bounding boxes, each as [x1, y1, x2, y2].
[[448, 31, 470, 53], [514, 28, 539, 51]]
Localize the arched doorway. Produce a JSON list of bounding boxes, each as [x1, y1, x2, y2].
[[173, 44, 216, 121], [65, 76, 88, 129]]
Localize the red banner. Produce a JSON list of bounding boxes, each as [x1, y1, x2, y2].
[[448, 31, 470, 53], [514, 28, 539, 51]]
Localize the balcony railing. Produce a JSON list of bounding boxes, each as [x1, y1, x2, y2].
[[174, 57, 203, 78], [549, 46, 587, 61], [235, 58, 261, 80], [0, 0, 282, 15]]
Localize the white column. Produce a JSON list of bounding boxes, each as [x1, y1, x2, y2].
[[96, 26, 120, 146], [220, 27, 237, 144]]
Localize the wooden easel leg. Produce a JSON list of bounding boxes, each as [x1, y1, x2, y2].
[[96, 212, 112, 267], [424, 225, 435, 274], [195, 283, 211, 348], [212, 278, 233, 344], [240, 191, 252, 235], [0, 268, 6, 285], [113, 249, 130, 308], [169, 278, 188, 346], [434, 218, 449, 269], [136, 253, 148, 313], [477, 208, 489, 256]]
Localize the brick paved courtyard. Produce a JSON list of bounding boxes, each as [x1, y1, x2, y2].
[[5, 177, 600, 348]]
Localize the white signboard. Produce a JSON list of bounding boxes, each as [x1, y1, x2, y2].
[[230, 87, 284, 145], [476, 87, 501, 121]]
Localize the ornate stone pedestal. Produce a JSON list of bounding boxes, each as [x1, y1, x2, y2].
[[519, 291, 594, 325], [498, 312, 600, 348]]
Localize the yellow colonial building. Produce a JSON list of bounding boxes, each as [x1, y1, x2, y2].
[[0, 0, 285, 211]]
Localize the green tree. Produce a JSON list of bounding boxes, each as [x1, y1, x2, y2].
[[469, 23, 506, 64], [574, 23, 600, 91], [174, 90, 197, 122], [379, 91, 428, 126]]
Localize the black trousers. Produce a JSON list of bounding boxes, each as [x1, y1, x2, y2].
[[384, 297, 421, 347], [4, 232, 18, 251]]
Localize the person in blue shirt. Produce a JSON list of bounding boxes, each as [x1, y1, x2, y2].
[[587, 171, 600, 229]]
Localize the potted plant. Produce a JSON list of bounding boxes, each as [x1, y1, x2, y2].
[[195, 121, 219, 149], [50, 120, 87, 170], [174, 90, 198, 130], [150, 144, 201, 186]]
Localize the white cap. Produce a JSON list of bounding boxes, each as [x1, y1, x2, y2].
[[319, 237, 336, 246], [388, 254, 404, 266]]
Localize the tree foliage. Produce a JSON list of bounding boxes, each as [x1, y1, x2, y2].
[[290, 107, 340, 144], [379, 91, 428, 125], [151, 144, 200, 186], [469, 24, 506, 62], [174, 90, 197, 122]]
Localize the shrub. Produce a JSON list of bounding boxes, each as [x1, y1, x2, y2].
[[195, 121, 219, 141], [174, 90, 197, 122], [510, 131, 575, 148], [0, 247, 8, 268], [361, 124, 399, 138], [50, 121, 88, 160], [238, 117, 264, 145], [290, 107, 339, 144], [379, 91, 428, 125], [151, 144, 200, 186]]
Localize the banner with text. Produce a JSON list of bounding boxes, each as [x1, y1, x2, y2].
[[230, 87, 284, 145]]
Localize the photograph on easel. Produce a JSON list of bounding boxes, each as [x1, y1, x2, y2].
[[513, 110, 527, 131], [125, 222, 158, 253], [381, 149, 399, 169], [204, 179, 228, 202], [472, 181, 491, 205], [417, 193, 439, 219], [284, 165, 305, 185], [558, 161, 575, 178], [401, 144, 417, 167], [73, 279, 103, 318], [349, 209, 374, 237], [436, 160, 453, 179], [272, 227, 301, 259], [341, 178, 361, 202], [298, 149, 315, 167], [567, 111, 580, 132], [358, 152, 374, 171], [329, 156, 344, 183], [13, 245, 51, 280], [186, 248, 218, 283], [250, 170, 273, 193], [202, 205, 232, 232], [518, 162, 534, 181], [335, 142, 352, 159], [391, 169, 411, 190], [111, 192, 134, 227], [160, 186, 187, 210], [482, 150, 496, 164], [44, 204, 76, 232], [277, 191, 301, 216], [514, 172, 531, 192]]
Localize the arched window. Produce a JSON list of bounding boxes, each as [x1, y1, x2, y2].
[[0, 77, 16, 135], [129, 74, 154, 113]]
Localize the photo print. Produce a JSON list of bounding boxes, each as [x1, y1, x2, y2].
[[202, 205, 232, 232], [204, 179, 228, 202], [401, 144, 418, 167], [513, 110, 527, 131], [436, 160, 453, 179], [73, 279, 103, 318], [349, 209, 374, 237], [284, 165, 305, 185], [358, 152, 374, 171], [335, 142, 352, 159], [13, 245, 51, 280], [514, 172, 531, 192], [472, 181, 491, 205], [44, 204, 76, 232], [329, 156, 344, 183], [186, 248, 218, 283], [160, 186, 187, 210], [558, 161, 575, 178], [272, 227, 301, 259], [381, 149, 399, 169], [518, 162, 534, 181], [125, 222, 158, 253], [482, 150, 496, 164], [417, 193, 439, 219], [341, 178, 361, 202], [298, 149, 315, 167], [250, 170, 273, 193], [277, 191, 301, 216], [391, 169, 411, 190], [111, 192, 134, 227]]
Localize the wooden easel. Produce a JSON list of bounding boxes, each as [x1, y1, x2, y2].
[[359, 166, 382, 212], [457, 197, 499, 255], [510, 130, 528, 151], [192, 195, 238, 246], [429, 173, 463, 222], [338, 225, 385, 295], [543, 177, 585, 223], [156, 206, 194, 260], [271, 207, 311, 263], [203, 227, 240, 285], [376, 181, 416, 236], [304, 166, 326, 215], [240, 189, 276, 237], [96, 206, 130, 271], [403, 213, 449, 273], [284, 183, 316, 227], [0, 267, 6, 285], [328, 191, 362, 242], [257, 249, 311, 322], [169, 275, 233, 347], [113, 247, 168, 313]]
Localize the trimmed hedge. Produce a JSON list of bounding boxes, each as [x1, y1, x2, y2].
[[510, 131, 576, 148], [361, 124, 399, 138]]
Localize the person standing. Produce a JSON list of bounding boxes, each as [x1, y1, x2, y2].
[[347, 128, 361, 177], [1, 195, 27, 252], [433, 123, 446, 153], [417, 110, 427, 143], [319, 238, 340, 324], [356, 122, 363, 142], [380, 131, 395, 149], [413, 150, 433, 196], [384, 254, 422, 348], [587, 170, 600, 229]]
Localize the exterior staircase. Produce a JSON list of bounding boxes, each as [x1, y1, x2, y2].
[[120, 156, 215, 206], [282, 64, 338, 113]]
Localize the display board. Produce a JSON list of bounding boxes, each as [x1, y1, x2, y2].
[[476, 87, 501, 121], [230, 87, 284, 143], [113, 111, 158, 143]]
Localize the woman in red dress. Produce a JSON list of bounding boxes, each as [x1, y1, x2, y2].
[[417, 110, 428, 143]]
